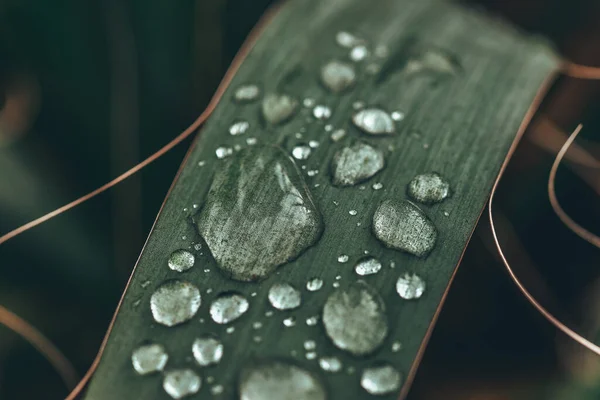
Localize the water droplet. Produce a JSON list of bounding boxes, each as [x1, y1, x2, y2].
[[320, 60, 356, 93], [193, 243, 202, 251], [407, 173, 451, 204], [207, 376, 215, 384], [246, 137, 258, 146], [443, 211, 450, 217], [262, 93, 298, 125], [390, 261, 396, 269], [253, 336, 262, 343], [354, 256, 382, 276], [337, 254, 349, 263], [319, 357, 342, 373], [330, 128, 347, 142], [131, 343, 168, 375], [308, 140, 319, 148], [211, 385, 224, 395], [373, 200, 437, 257], [335, 275, 342, 280], [322, 281, 388, 356], [392, 341, 403, 352], [209, 293, 249, 324], [353, 101, 365, 110], [391, 111, 405, 121], [304, 340, 316, 351], [372, 182, 383, 190], [336, 31, 362, 48], [283, 316, 296, 327], [305, 352, 317, 360], [349, 209, 358, 216], [306, 316, 319, 326], [196, 146, 323, 281], [292, 144, 312, 160], [374, 44, 389, 58], [350, 45, 369, 62], [307, 169, 319, 177], [268, 283, 302, 310], [234, 84, 260, 103], [168, 250, 195, 272], [253, 321, 262, 329], [347, 367, 356, 374], [192, 337, 224, 366], [163, 369, 201, 399], [198, 160, 206, 167], [265, 311, 274, 317], [312, 105, 332, 120], [352, 108, 395, 135], [332, 282, 340, 288], [239, 360, 326, 400], [226, 326, 235, 334], [404, 48, 461, 76], [215, 146, 233, 159], [396, 273, 426, 300], [229, 120, 250, 136], [324, 124, 333, 132], [306, 278, 324, 292], [251, 292, 257, 297], [360, 364, 402, 395], [331, 142, 385, 186], [150, 280, 201, 327]]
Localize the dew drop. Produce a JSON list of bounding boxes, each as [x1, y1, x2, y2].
[[209, 292, 249, 324], [372, 182, 383, 190], [352, 108, 395, 135], [262, 93, 298, 125], [312, 105, 332, 120], [307, 169, 319, 177], [319, 357, 342, 373], [163, 369, 201, 399], [193, 243, 202, 251], [292, 144, 312, 160], [349, 209, 358, 216], [215, 146, 233, 159], [336, 31, 361, 48], [360, 364, 402, 395], [324, 124, 333, 132], [253, 321, 262, 329], [253, 336, 262, 343], [268, 283, 302, 311], [234, 84, 260, 103], [444, 211, 450, 217], [304, 340, 316, 351], [332, 282, 340, 288], [306, 316, 319, 326], [207, 376, 215, 384], [330, 128, 347, 142], [350, 45, 369, 62], [239, 360, 326, 400], [392, 341, 403, 352], [391, 111, 405, 121], [320, 60, 356, 93], [322, 281, 388, 356], [226, 326, 235, 334], [354, 256, 382, 276], [211, 385, 224, 395], [265, 311, 274, 317], [246, 137, 258, 146], [373, 200, 437, 257], [306, 277, 324, 292], [131, 343, 168, 375], [168, 250, 195, 272], [404, 48, 461, 76], [192, 337, 224, 366], [302, 98, 315, 108], [308, 140, 319, 148], [407, 173, 451, 204], [283, 316, 296, 327], [396, 273, 426, 300], [150, 280, 201, 327], [198, 160, 206, 167], [337, 254, 349, 263], [331, 142, 385, 186], [353, 101, 365, 110], [229, 120, 250, 136]]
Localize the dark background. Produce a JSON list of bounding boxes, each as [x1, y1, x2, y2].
[[0, 0, 599, 399]]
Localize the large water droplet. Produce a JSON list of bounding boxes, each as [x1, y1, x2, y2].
[[229, 120, 250, 136], [262, 94, 298, 125], [292, 144, 312, 160], [322, 281, 388, 356], [163, 369, 201, 399], [396, 273, 426, 300], [319, 356, 342, 373], [196, 146, 323, 281], [306, 277, 324, 292], [352, 108, 395, 135], [268, 283, 302, 310], [131, 343, 168, 375], [331, 142, 385, 186], [168, 250, 195, 272], [354, 256, 382, 276], [373, 200, 437, 257], [192, 337, 224, 366], [209, 292, 249, 324], [360, 364, 402, 395], [150, 280, 201, 327], [407, 173, 451, 204], [239, 360, 327, 400], [321, 60, 356, 93], [234, 84, 260, 103]]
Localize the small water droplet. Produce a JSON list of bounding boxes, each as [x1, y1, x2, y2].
[[199, 318, 205, 323], [374, 44, 389, 58], [349, 209, 358, 216], [360, 364, 402, 395], [253, 321, 263, 329], [306, 278, 324, 292], [131, 343, 168, 375], [305, 352, 317, 360], [357, 222, 362, 227], [347, 367, 356, 374], [253, 336, 262, 343], [206, 288, 213, 294], [336, 31, 362, 48], [192, 337, 223, 367], [262, 93, 298, 125], [163, 369, 201, 399], [423, 143, 430, 149], [372, 182, 383, 190], [337, 254, 349, 263], [211, 385, 224, 395], [391, 341, 403, 352], [226, 326, 235, 334], [390, 261, 396, 269], [283, 316, 296, 327], [193, 243, 202, 251], [332, 142, 385, 186], [302, 98, 315, 108], [306, 315, 319, 326], [352, 108, 395, 135], [215, 146, 233, 159], [150, 280, 201, 327], [204, 268, 210, 273], [396, 273, 426, 300], [168, 249, 195, 272], [391, 111, 405, 121], [239, 360, 326, 400], [312, 105, 332, 120], [335, 275, 342, 280], [304, 340, 316, 351], [292, 144, 312, 160], [332, 282, 340, 288], [407, 173, 451, 204], [354, 256, 382, 276], [353, 101, 365, 110], [443, 211, 450, 217], [333, 200, 339, 206], [324, 124, 333, 132], [229, 120, 250, 136], [320, 60, 356, 93], [404, 48, 461, 76], [198, 160, 206, 167], [268, 283, 302, 310], [349, 45, 369, 62], [265, 311, 274, 317], [246, 137, 258, 146], [234, 84, 260, 103], [295, 132, 303, 139], [207, 376, 215, 384], [322, 281, 388, 356], [307, 169, 319, 177], [308, 140, 319, 148], [209, 293, 249, 324], [373, 200, 437, 257], [183, 208, 189, 212], [319, 357, 342, 373], [330, 128, 347, 142]]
